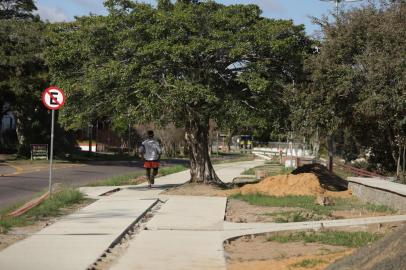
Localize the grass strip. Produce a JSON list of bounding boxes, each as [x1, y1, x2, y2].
[[265, 210, 326, 223], [267, 231, 382, 248], [231, 194, 333, 215], [0, 188, 85, 233], [241, 164, 291, 176], [86, 164, 187, 187], [231, 194, 395, 216]]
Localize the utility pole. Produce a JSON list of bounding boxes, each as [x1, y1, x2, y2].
[[320, 0, 363, 15]]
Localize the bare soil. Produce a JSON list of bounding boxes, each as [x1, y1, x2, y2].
[[0, 200, 94, 251], [326, 224, 406, 270], [226, 199, 396, 223], [225, 223, 404, 270], [225, 233, 353, 270], [226, 199, 303, 223]]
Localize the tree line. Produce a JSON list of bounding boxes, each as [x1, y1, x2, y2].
[[0, 0, 404, 181]]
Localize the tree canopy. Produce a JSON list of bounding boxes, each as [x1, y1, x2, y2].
[[292, 0, 405, 173], [0, 0, 37, 20], [46, 0, 310, 182]]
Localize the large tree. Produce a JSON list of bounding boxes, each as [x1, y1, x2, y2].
[[0, 0, 49, 154], [46, 0, 310, 183], [0, 0, 37, 20], [292, 1, 405, 175]]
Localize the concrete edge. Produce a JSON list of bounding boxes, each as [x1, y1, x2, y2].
[[221, 215, 406, 242], [347, 178, 406, 197], [86, 198, 160, 270]]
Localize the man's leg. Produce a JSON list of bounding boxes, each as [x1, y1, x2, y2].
[[146, 168, 152, 187], [151, 168, 158, 184]]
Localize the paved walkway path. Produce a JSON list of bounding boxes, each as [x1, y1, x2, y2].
[[112, 196, 228, 270], [0, 160, 263, 270], [0, 194, 158, 270], [2, 159, 406, 270]]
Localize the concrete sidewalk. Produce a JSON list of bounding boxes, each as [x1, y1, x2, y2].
[[0, 195, 158, 270], [0, 160, 264, 270], [112, 196, 228, 270]]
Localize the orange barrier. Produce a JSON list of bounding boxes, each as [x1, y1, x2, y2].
[[7, 192, 50, 217]]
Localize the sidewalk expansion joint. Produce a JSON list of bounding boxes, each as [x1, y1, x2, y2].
[[89, 199, 166, 270], [99, 188, 121, 196], [149, 228, 224, 232]]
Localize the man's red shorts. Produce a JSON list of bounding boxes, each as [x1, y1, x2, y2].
[[144, 161, 160, 168]]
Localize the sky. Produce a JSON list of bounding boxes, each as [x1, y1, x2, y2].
[[34, 0, 365, 35]]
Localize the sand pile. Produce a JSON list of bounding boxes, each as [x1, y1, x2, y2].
[[240, 173, 351, 197]]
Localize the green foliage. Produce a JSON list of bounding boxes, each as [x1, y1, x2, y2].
[[0, 0, 37, 20], [0, 1, 76, 156], [46, 2, 310, 131], [267, 231, 382, 248], [292, 1, 406, 172], [0, 18, 48, 154], [45, 1, 310, 181]]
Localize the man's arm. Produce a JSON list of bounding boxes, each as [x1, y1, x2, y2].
[[156, 141, 163, 158], [138, 144, 145, 159]]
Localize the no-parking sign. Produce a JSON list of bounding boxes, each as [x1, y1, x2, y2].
[[42, 86, 65, 110], [41, 86, 66, 195]]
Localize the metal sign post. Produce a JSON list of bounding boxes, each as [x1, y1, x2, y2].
[[49, 110, 55, 194], [42, 86, 66, 195]]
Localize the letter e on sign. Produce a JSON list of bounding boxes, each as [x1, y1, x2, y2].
[[42, 86, 66, 110]]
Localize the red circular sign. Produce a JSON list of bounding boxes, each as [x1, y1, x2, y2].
[[42, 86, 66, 110]]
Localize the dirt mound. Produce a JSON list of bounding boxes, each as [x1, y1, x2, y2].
[[239, 172, 351, 197], [241, 173, 323, 196], [326, 224, 406, 270], [292, 163, 348, 191]]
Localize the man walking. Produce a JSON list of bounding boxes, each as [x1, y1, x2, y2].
[[139, 130, 162, 188]]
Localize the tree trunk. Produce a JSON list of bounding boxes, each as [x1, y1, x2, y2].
[[226, 129, 233, 152], [185, 116, 222, 184], [327, 136, 334, 172], [402, 146, 405, 183], [396, 145, 401, 181]]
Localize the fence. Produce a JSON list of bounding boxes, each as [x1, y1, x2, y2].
[[334, 163, 388, 180]]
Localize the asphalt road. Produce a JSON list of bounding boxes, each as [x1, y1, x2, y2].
[[0, 160, 187, 210]]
